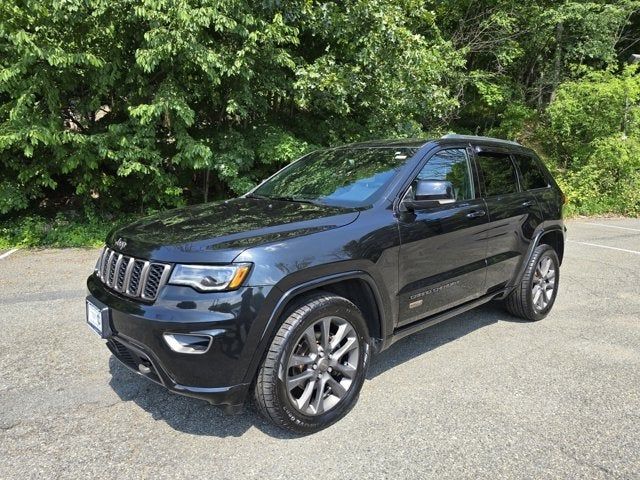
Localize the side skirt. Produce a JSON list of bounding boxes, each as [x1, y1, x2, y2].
[[386, 288, 510, 348]]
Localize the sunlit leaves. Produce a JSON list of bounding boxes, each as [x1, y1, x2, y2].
[[0, 0, 637, 218], [294, 0, 465, 133]]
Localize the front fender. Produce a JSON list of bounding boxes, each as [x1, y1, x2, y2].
[[240, 267, 393, 386]]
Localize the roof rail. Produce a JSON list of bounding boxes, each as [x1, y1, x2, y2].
[[440, 134, 521, 146]]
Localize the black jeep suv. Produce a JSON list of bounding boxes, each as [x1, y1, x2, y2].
[[86, 135, 565, 433]]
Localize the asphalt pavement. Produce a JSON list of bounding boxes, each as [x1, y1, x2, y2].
[[1, 218, 639, 479]]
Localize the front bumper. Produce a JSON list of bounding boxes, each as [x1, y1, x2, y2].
[[87, 274, 275, 410]]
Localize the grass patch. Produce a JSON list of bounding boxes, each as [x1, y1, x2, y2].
[[0, 212, 140, 249]]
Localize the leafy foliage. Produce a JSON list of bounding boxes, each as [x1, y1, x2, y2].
[[0, 0, 639, 246], [543, 66, 640, 215], [564, 135, 640, 216], [547, 66, 640, 165]]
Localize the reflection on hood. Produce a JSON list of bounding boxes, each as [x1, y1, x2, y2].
[[108, 197, 360, 263]]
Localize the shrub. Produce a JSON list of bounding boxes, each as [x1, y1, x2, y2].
[[563, 135, 640, 216], [0, 211, 138, 249]]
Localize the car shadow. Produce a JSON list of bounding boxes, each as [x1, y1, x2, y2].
[[108, 358, 295, 439], [108, 302, 521, 438], [366, 302, 525, 379]]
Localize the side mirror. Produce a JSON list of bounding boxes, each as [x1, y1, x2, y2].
[[402, 180, 455, 211]]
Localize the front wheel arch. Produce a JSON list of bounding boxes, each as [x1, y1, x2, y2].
[[242, 271, 388, 387], [253, 292, 371, 433]]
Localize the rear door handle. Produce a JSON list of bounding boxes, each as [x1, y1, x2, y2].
[[466, 210, 486, 219], [521, 200, 535, 207]]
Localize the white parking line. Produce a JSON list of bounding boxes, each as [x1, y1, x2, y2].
[[567, 240, 640, 256], [0, 248, 19, 260], [582, 222, 640, 233]]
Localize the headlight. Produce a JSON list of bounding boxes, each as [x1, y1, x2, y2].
[[168, 263, 252, 292]]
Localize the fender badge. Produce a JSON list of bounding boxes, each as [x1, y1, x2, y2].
[[410, 280, 461, 300], [409, 299, 423, 309]]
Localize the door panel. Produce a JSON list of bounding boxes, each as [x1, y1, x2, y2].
[[397, 148, 488, 327], [482, 192, 541, 291], [397, 201, 489, 326], [475, 151, 543, 292]]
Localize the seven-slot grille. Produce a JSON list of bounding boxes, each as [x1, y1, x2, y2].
[[97, 247, 172, 301]]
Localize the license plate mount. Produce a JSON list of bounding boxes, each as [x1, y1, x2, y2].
[[86, 297, 111, 338]]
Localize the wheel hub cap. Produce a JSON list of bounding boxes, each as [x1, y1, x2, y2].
[[532, 255, 556, 312], [317, 358, 329, 372], [285, 316, 360, 416]]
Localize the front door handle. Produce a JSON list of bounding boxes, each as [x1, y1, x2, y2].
[[521, 200, 535, 207], [466, 210, 486, 219]]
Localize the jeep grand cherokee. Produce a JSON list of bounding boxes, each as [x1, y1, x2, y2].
[[86, 134, 565, 434]]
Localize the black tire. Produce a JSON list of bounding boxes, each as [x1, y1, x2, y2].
[[253, 292, 370, 434], [505, 244, 560, 321]]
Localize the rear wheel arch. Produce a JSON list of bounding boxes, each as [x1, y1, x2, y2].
[[538, 229, 564, 265], [510, 226, 564, 288]]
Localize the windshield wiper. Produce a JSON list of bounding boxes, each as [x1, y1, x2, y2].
[[245, 193, 269, 200], [268, 195, 321, 205], [247, 193, 325, 205]]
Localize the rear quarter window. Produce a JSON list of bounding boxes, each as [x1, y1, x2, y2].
[[476, 152, 518, 196], [513, 154, 550, 190]]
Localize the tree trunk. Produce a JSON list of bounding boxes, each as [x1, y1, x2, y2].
[[549, 22, 564, 103], [203, 169, 210, 203]]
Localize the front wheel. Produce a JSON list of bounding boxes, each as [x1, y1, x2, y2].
[[253, 293, 370, 434], [505, 244, 560, 321]]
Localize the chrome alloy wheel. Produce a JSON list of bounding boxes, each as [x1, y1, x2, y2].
[[285, 316, 360, 416], [532, 255, 556, 311]]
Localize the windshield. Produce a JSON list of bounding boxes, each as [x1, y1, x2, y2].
[[252, 147, 417, 207]]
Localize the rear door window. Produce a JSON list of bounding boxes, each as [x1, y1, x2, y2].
[[476, 152, 518, 197], [513, 154, 549, 190]]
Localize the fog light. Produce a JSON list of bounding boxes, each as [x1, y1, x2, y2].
[[163, 333, 213, 354], [138, 364, 151, 374]]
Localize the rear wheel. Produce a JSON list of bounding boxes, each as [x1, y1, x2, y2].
[[505, 244, 560, 321], [253, 293, 370, 434]]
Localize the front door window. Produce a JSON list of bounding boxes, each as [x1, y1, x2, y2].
[[414, 149, 474, 201]]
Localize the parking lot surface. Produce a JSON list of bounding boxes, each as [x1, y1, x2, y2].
[[1, 218, 639, 479]]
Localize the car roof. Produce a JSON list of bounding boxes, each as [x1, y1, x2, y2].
[[338, 138, 431, 149], [436, 134, 521, 147], [339, 134, 525, 151]]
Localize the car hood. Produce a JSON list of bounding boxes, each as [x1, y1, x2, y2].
[[107, 197, 359, 263]]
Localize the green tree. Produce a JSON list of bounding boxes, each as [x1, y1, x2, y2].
[[544, 66, 640, 215], [436, 0, 639, 133], [0, 0, 467, 217], [1, 0, 639, 233]]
